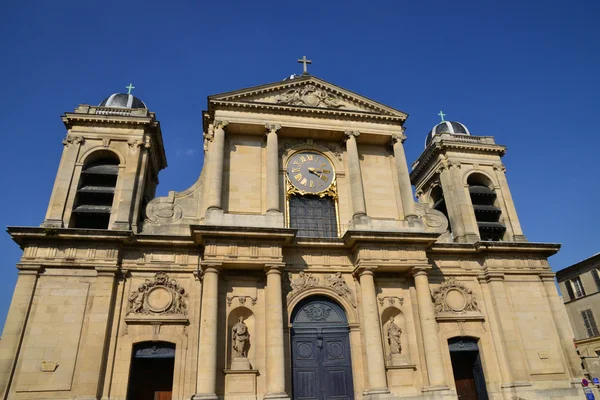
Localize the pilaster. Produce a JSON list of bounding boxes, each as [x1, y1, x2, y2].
[[390, 131, 417, 221], [342, 130, 368, 222], [206, 121, 228, 213], [265, 124, 282, 214]]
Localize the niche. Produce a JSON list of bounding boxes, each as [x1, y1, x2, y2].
[[381, 307, 410, 366], [226, 307, 255, 370]]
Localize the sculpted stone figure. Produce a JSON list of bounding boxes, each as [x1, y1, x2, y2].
[[325, 272, 356, 307], [386, 317, 402, 355], [128, 285, 146, 315], [289, 272, 319, 293], [232, 317, 249, 358]]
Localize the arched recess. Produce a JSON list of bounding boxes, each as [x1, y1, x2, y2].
[[465, 172, 506, 241], [290, 295, 355, 400], [79, 145, 126, 165], [110, 332, 188, 400], [446, 336, 490, 400], [226, 306, 255, 369], [381, 307, 411, 365], [71, 149, 121, 229], [287, 287, 359, 325]]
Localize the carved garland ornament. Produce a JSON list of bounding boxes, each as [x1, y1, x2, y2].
[[431, 278, 480, 314], [275, 84, 346, 109], [127, 272, 188, 316], [287, 272, 356, 307]]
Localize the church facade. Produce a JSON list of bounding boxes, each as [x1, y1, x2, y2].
[[0, 71, 585, 400]]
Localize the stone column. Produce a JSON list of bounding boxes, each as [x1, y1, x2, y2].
[[265, 124, 281, 214], [264, 265, 289, 400], [493, 163, 526, 241], [540, 273, 584, 382], [412, 268, 447, 388], [357, 268, 389, 394], [390, 131, 417, 220], [194, 265, 221, 400], [343, 131, 367, 218], [207, 121, 227, 211], [42, 136, 84, 228], [486, 273, 529, 384]]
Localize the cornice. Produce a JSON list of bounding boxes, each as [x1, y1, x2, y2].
[[429, 241, 561, 257], [410, 139, 507, 184], [62, 113, 155, 130]]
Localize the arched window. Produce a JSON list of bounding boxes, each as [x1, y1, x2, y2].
[[431, 185, 451, 233], [71, 152, 119, 229], [467, 174, 505, 241]]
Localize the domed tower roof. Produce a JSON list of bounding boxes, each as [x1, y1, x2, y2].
[[425, 120, 470, 147], [99, 93, 147, 109]]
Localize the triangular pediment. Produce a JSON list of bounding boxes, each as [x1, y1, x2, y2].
[[209, 75, 407, 119]]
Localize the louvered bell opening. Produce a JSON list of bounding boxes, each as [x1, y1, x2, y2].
[[72, 159, 118, 229], [473, 204, 502, 222], [477, 221, 506, 241], [469, 185, 496, 206]]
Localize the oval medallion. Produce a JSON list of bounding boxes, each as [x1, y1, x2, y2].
[[445, 288, 467, 312], [145, 285, 173, 313]]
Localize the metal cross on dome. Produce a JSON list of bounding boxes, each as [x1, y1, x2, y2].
[[126, 83, 135, 94], [298, 56, 312, 75], [438, 110, 446, 122]]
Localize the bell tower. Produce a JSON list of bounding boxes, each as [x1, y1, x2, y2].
[[410, 119, 526, 243], [42, 90, 167, 231]]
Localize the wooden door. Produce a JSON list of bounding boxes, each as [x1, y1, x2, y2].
[[455, 378, 478, 400], [155, 391, 172, 400]]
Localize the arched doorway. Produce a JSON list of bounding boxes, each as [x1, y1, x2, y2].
[[291, 296, 354, 400], [448, 337, 488, 400], [127, 341, 175, 400]]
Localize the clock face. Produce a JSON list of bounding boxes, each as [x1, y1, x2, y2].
[[286, 151, 334, 193]]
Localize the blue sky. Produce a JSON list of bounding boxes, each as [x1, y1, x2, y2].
[[0, 0, 598, 325]]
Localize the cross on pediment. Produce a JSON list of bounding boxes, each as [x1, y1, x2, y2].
[[298, 56, 312, 75]]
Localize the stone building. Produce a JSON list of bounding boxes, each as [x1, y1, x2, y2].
[[557, 253, 600, 379], [1, 68, 585, 400]]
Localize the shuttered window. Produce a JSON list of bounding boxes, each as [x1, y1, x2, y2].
[[572, 277, 586, 298], [582, 309, 600, 338]]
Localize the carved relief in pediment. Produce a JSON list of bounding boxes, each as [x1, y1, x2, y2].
[[127, 272, 188, 316], [431, 278, 480, 315]]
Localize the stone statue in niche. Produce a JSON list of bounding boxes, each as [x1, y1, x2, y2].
[[386, 317, 402, 355], [232, 317, 249, 358]]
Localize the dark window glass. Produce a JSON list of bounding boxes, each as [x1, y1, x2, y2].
[[289, 195, 337, 238], [572, 277, 586, 298], [593, 270, 600, 292], [582, 309, 600, 337]]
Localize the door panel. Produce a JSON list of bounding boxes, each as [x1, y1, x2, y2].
[[292, 333, 353, 400]]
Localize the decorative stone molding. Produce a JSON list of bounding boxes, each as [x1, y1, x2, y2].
[[62, 135, 84, 147], [303, 303, 332, 321], [265, 123, 281, 134], [414, 203, 448, 233], [378, 296, 404, 307], [226, 295, 258, 307], [431, 278, 480, 315], [203, 124, 214, 152], [214, 120, 228, 130], [287, 272, 356, 307], [145, 192, 183, 224], [275, 84, 346, 108], [493, 163, 507, 172], [390, 132, 407, 145], [342, 130, 360, 143], [126, 272, 188, 317], [127, 138, 150, 149], [278, 138, 343, 161]]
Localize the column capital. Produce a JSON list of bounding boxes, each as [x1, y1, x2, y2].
[[390, 132, 407, 145], [214, 120, 228, 130], [201, 263, 222, 275], [353, 266, 375, 278], [343, 130, 360, 142], [265, 263, 285, 275], [410, 266, 431, 277], [265, 123, 282, 133]]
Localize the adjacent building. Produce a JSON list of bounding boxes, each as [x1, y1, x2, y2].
[[557, 253, 600, 378], [0, 69, 586, 400]]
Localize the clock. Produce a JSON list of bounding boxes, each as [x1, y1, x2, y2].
[[286, 151, 334, 193]]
